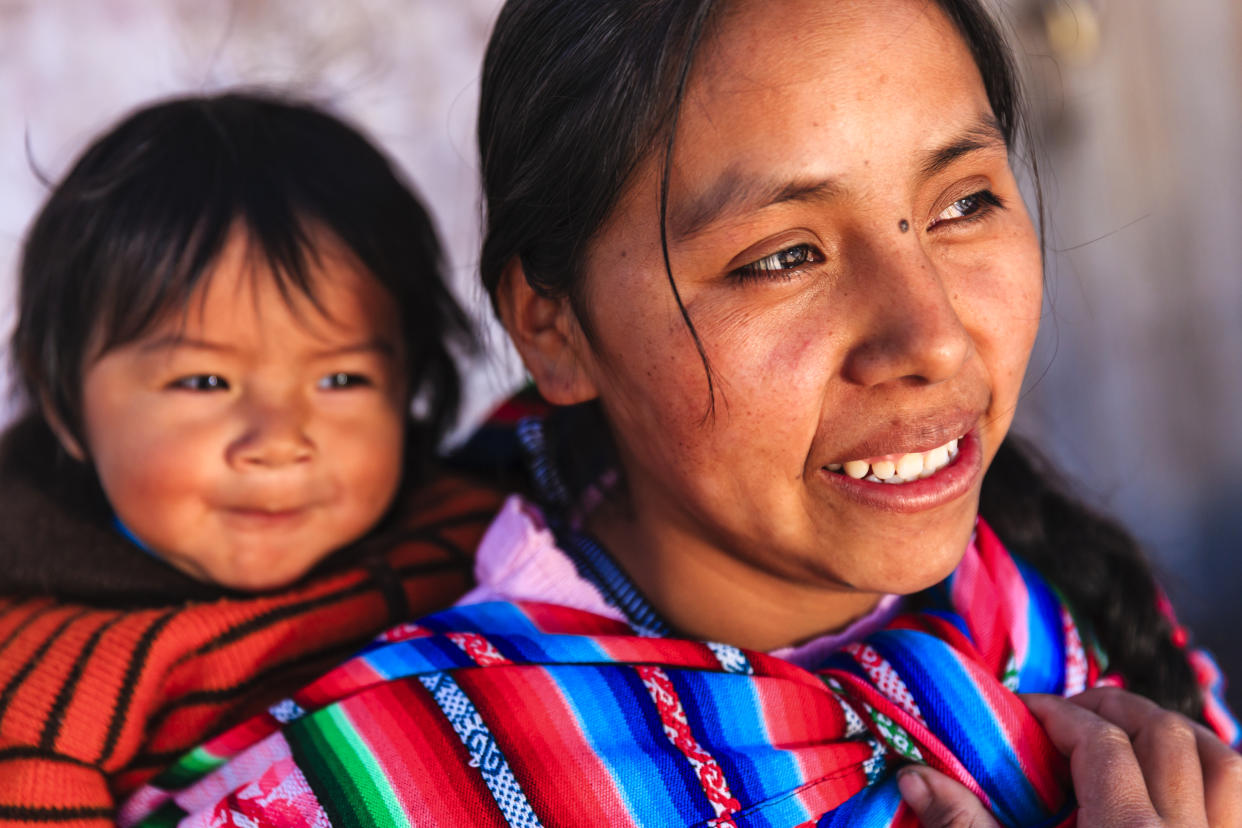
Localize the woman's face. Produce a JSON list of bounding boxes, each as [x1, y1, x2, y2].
[[541, 0, 1042, 620]]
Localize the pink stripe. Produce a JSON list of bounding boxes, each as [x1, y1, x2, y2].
[[173, 733, 295, 817], [950, 535, 987, 647], [976, 522, 1030, 670]]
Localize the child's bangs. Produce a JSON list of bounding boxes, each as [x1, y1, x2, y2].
[[94, 197, 327, 357]]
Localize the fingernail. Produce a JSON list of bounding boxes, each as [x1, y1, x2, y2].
[[897, 766, 931, 810]]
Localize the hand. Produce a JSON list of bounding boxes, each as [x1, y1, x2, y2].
[[896, 687, 1242, 827]]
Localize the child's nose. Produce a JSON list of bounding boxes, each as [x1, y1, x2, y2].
[[840, 245, 971, 388], [227, 396, 314, 469]]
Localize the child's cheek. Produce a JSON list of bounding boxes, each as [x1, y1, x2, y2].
[[92, 399, 223, 521]]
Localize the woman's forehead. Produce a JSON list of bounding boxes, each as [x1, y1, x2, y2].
[[661, 0, 992, 214]]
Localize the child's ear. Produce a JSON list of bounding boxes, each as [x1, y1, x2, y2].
[[40, 399, 87, 462], [496, 258, 598, 405]]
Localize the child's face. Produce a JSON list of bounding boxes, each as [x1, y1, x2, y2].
[[73, 227, 408, 590]]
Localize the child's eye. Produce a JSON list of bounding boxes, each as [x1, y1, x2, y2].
[[170, 374, 229, 391], [317, 372, 372, 390], [929, 190, 1004, 229], [731, 243, 821, 282]]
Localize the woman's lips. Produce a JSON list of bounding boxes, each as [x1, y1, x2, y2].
[[818, 430, 983, 513]]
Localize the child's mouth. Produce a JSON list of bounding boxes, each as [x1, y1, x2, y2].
[[825, 436, 961, 484]]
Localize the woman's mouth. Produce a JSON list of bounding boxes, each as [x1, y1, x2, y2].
[[825, 436, 960, 483], [819, 431, 982, 513]]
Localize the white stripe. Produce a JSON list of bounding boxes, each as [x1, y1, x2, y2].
[[418, 672, 544, 828]]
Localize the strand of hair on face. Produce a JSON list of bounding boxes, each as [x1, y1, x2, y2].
[[657, 0, 721, 424]]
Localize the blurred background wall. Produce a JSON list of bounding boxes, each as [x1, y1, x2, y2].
[[0, 0, 1238, 710], [999, 0, 1242, 709]]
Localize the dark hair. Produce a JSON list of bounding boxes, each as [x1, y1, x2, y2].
[[478, 0, 1202, 716], [14, 91, 471, 463]]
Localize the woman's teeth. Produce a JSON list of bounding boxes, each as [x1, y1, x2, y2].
[[826, 438, 960, 484]]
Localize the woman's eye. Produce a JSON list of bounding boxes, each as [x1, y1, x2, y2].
[[931, 190, 1004, 227], [317, 372, 371, 390], [170, 374, 229, 392], [731, 244, 820, 281]]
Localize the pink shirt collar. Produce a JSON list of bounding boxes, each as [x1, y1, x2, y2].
[[458, 495, 902, 669]]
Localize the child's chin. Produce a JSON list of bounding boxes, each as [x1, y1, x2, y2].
[[162, 544, 328, 593]]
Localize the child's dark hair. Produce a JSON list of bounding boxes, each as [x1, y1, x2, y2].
[[477, 0, 1203, 717], [13, 90, 471, 467]]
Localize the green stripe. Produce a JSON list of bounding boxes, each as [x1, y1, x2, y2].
[[150, 744, 227, 790], [287, 704, 411, 828], [134, 799, 187, 828]]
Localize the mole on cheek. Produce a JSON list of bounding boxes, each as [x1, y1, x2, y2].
[[899, 219, 910, 233]]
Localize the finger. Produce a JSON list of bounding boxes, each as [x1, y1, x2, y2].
[[1062, 688, 1207, 823], [896, 766, 1003, 828], [1023, 693, 1156, 827], [1190, 720, 1242, 828]]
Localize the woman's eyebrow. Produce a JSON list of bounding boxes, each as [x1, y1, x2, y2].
[[919, 113, 1007, 180], [670, 166, 846, 242], [669, 113, 1006, 244]]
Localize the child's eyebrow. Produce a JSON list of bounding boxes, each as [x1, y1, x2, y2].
[[309, 339, 398, 360], [136, 336, 397, 358], [138, 335, 236, 354]]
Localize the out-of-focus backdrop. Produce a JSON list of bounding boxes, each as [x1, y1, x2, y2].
[[1, 1, 1238, 710]]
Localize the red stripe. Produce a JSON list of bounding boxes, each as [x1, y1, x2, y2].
[[339, 678, 508, 826], [754, 676, 872, 813], [457, 665, 639, 827], [516, 602, 632, 635], [295, 656, 387, 710], [596, 637, 721, 670], [825, 669, 989, 805]]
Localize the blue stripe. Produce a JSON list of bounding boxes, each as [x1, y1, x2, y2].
[[419, 602, 546, 638], [817, 777, 903, 827], [1013, 558, 1066, 694], [870, 631, 1045, 827], [548, 664, 716, 825], [508, 632, 613, 665], [363, 636, 472, 680], [672, 670, 810, 824]]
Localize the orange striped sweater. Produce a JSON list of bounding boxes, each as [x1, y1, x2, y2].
[[0, 471, 501, 827]]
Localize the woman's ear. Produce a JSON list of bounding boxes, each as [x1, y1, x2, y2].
[[496, 258, 599, 405]]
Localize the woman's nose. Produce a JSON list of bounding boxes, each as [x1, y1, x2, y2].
[[226, 394, 314, 469], [840, 245, 972, 388]]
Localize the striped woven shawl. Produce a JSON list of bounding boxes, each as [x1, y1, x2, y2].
[[119, 519, 1237, 828]]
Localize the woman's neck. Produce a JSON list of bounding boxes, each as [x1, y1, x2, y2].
[[585, 495, 888, 652]]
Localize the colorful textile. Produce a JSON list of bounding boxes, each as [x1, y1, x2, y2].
[[0, 474, 502, 828], [460, 494, 904, 670], [118, 520, 1170, 828]]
